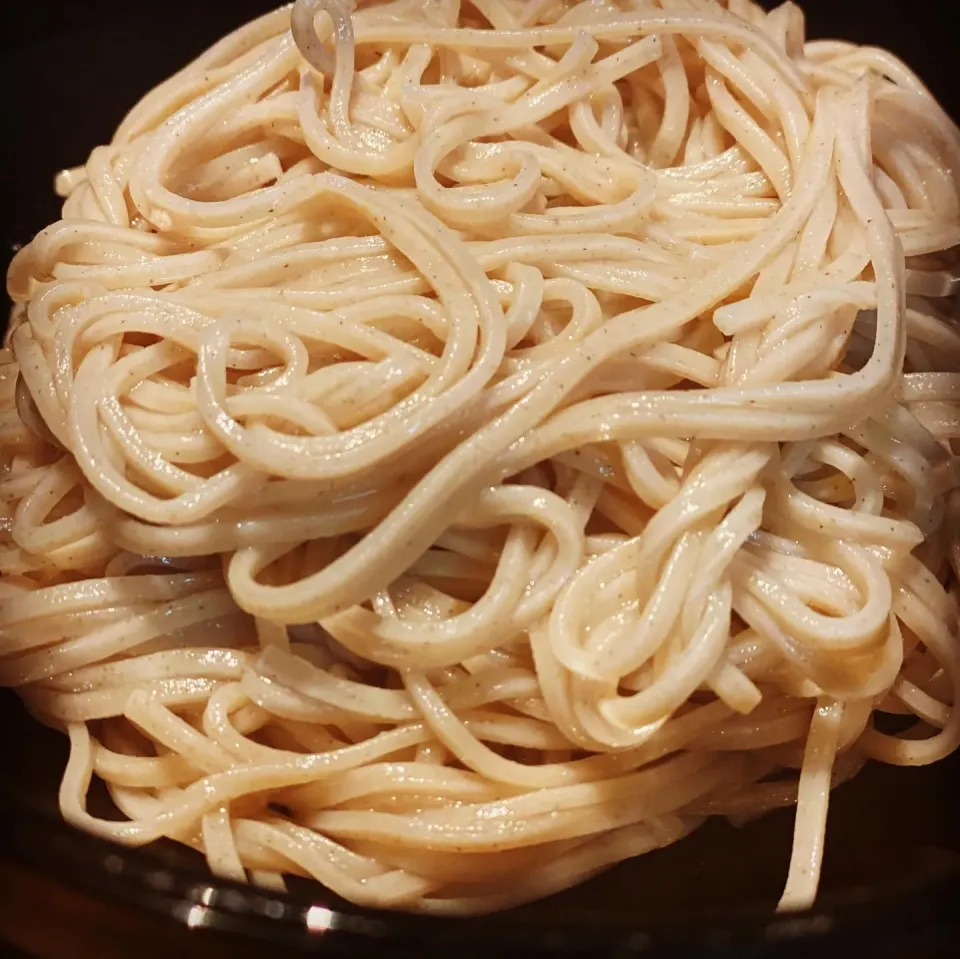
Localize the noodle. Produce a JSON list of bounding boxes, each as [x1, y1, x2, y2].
[[2, 0, 960, 916]]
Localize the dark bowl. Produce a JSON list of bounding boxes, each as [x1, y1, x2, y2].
[[2, 1, 960, 956], [1, 690, 958, 958]]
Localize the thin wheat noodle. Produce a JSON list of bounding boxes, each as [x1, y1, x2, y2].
[[2, 0, 960, 917]]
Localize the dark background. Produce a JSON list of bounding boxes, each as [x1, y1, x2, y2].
[[1, 0, 959, 252]]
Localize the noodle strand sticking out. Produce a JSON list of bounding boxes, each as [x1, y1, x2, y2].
[[2, 0, 960, 915]]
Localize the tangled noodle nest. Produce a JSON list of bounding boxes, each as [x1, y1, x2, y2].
[[2, 0, 960, 916]]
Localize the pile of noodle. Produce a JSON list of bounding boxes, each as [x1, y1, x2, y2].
[[2, 0, 959, 916]]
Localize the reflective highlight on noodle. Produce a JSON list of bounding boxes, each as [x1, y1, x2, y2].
[[2, 0, 960, 916]]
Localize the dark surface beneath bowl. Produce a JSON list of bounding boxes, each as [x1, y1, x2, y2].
[[2, 1, 960, 956]]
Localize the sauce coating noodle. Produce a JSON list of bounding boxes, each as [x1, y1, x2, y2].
[[2, 0, 960, 915]]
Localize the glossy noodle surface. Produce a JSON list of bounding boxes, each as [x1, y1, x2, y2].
[[2, 0, 960, 916]]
